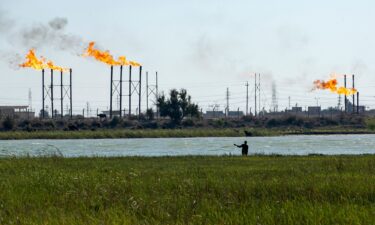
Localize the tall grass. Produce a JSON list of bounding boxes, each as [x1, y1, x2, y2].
[[0, 127, 373, 140], [0, 155, 374, 224], [0, 128, 243, 140]]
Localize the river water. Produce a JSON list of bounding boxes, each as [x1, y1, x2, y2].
[[0, 134, 374, 157]]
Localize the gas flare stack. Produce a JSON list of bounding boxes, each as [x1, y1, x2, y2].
[[313, 74, 359, 114], [20, 49, 73, 119], [345, 74, 360, 114], [43, 68, 73, 119], [84, 42, 142, 119], [109, 64, 142, 118]]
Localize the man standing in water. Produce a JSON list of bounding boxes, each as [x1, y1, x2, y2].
[[234, 141, 249, 156]]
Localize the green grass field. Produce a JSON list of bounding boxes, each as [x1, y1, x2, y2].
[[0, 156, 374, 224]]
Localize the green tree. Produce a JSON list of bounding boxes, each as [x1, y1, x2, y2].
[[157, 89, 199, 124]]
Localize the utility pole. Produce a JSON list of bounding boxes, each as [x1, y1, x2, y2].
[[254, 74, 257, 117], [315, 97, 320, 107], [226, 88, 229, 117], [271, 81, 278, 112], [86, 102, 90, 118], [258, 73, 261, 115], [28, 88, 32, 112], [288, 96, 291, 109], [146, 71, 149, 111], [156, 71, 159, 118], [246, 82, 249, 115]]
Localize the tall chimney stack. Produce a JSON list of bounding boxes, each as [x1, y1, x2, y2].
[[344, 75, 347, 113], [352, 74, 355, 113]]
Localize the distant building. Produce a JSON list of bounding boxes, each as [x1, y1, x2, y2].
[[308, 106, 321, 116], [346, 99, 366, 113], [291, 107, 302, 112], [228, 111, 244, 118], [204, 111, 225, 119], [285, 106, 303, 115], [0, 106, 34, 119]]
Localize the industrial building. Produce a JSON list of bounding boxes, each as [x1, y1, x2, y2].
[[0, 106, 35, 119]]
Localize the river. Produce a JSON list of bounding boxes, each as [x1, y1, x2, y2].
[[0, 134, 374, 157]]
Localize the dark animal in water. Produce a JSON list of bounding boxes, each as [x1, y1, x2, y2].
[[244, 130, 253, 136]]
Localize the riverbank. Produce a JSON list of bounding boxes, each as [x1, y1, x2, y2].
[[0, 155, 373, 224], [0, 127, 373, 140]]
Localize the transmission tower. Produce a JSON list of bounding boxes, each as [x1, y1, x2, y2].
[[245, 82, 249, 115], [271, 81, 278, 112], [226, 88, 230, 117], [86, 102, 90, 118], [254, 73, 261, 116], [28, 88, 32, 111]]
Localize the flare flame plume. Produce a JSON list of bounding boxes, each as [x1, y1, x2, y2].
[[313, 78, 357, 96]]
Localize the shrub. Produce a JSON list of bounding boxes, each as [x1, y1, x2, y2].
[[366, 118, 375, 130], [91, 120, 101, 128], [2, 116, 15, 131], [182, 118, 195, 127], [143, 121, 158, 129], [146, 109, 155, 120], [109, 117, 121, 128], [18, 119, 31, 128], [43, 120, 56, 129], [266, 118, 279, 128]]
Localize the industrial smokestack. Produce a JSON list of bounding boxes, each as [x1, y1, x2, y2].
[[110, 66, 113, 118], [344, 75, 347, 113], [70, 68, 72, 119], [352, 74, 355, 114], [51, 69, 54, 118]]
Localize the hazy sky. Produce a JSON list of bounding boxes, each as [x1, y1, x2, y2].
[[1, 0, 375, 115]]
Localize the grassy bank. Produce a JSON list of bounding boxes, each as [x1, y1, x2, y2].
[[0, 127, 373, 140], [0, 156, 374, 224]]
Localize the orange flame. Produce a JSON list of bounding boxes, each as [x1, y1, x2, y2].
[[313, 78, 357, 96], [118, 56, 129, 66], [83, 42, 121, 66], [129, 60, 141, 67], [46, 61, 68, 72], [19, 49, 46, 70], [20, 49, 68, 71], [83, 42, 142, 67]]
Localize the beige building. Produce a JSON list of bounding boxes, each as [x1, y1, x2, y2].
[[0, 106, 35, 119]]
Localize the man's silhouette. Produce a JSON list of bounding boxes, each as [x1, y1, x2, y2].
[[234, 141, 249, 156]]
